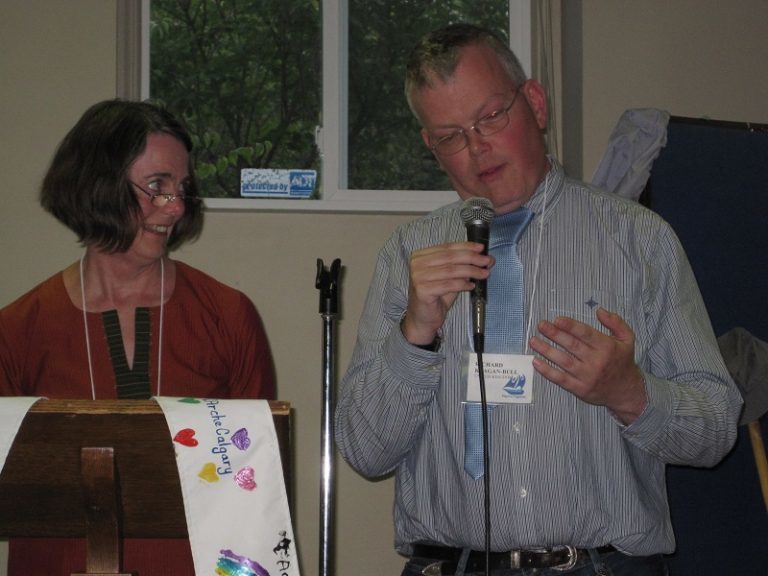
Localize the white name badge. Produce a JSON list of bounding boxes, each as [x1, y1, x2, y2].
[[464, 352, 534, 404]]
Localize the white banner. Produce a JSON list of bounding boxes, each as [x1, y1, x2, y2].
[[156, 397, 300, 576], [0, 397, 42, 474]]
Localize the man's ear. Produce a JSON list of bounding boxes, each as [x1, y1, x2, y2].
[[420, 127, 432, 150], [421, 128, 444, 169], [522, 79, 548, 131]]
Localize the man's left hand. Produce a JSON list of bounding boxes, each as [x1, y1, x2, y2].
[[529, 307, 647, 425]]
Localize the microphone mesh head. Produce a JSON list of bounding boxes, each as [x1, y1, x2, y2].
[[460, 197, 495, 226]]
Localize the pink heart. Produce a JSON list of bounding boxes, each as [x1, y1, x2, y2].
[[235, 467, 257, 491]]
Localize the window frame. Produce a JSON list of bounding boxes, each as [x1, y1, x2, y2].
[[121, 0, 531, 213]]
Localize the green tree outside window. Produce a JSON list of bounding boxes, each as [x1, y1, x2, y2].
[[151, 0, 507, 197]]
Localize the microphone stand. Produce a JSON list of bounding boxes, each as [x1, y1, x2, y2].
[[315, 258, 342, 576]]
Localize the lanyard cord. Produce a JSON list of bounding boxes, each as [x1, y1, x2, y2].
[[524, 169, 550, 348]]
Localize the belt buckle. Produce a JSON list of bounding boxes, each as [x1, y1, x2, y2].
[[420, 561, 444, 576], [551, 545, 578, 571], [509, 550, 522, 569]]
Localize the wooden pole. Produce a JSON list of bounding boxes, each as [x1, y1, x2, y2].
[[747, 419, 768, 513]]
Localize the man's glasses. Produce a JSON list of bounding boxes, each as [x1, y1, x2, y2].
[[428, 85, 524, 157], [131, 179, 200, 207]]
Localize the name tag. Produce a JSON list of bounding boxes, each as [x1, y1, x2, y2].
[[464, 352, 534, 404]]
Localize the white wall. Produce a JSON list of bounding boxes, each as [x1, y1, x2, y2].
[[577, 0, 768, 177], [1, 1, 767, 575]]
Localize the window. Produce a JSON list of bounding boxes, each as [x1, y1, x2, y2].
[[126, 0, 530, 212], [150, 0, 321, 200], [347, 1, 509, 192]]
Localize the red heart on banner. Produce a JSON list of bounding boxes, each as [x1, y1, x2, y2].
[[173, 428, 199, 447]]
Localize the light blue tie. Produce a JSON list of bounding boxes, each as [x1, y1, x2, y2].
[[464, 207, 534, 479]]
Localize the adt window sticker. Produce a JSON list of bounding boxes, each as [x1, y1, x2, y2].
[[241, 169, 317, 198]]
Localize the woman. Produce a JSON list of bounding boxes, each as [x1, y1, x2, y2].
[[0, 99, 276, 574]]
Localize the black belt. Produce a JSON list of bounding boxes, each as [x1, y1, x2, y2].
[[411, 543, 617, 573]]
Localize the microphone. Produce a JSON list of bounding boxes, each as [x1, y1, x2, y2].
[[460, 197, 495, 353]]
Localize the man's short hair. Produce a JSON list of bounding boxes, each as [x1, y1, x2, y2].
[[404, 23, 528, 120]]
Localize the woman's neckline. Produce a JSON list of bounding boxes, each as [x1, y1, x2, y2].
[[62, 255, 178, 312]]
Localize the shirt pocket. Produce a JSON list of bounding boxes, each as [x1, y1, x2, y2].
[[546, 289, 630, 334]]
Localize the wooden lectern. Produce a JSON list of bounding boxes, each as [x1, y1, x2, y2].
[[0, 399, 291, 576]]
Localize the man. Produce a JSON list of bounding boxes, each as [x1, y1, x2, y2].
[[335, 23, 742, 576]]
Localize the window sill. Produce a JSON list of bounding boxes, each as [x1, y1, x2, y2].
[[203, 189, 458, 214]]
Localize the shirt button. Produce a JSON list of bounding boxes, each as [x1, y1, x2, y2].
[[520, 487, 528, 498], [512, 422, 521, 433]]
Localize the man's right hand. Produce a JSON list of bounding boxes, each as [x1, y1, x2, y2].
[[401, 241, 493, 346]]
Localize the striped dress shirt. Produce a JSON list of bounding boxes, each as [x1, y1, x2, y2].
[[335, 158, 743, 556]]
